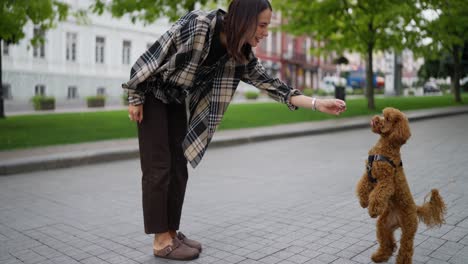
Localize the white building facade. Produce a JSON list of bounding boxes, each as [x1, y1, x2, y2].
[[2, 0, 170, 108]]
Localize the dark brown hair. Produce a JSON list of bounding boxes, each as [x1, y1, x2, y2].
[[223, 0, 272, 63]]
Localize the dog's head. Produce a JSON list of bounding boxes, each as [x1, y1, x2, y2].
[[370, 107, 411, 145]]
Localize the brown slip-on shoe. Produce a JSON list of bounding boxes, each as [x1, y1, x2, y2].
[[153, 237, 199, 261], [177, 232, 203, 252]]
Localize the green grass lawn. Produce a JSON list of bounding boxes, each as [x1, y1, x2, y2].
[[1, 94, 467, 151]]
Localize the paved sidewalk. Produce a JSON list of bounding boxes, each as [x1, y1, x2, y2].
[[1, 110, 468, 264], [1, 105, 468, 175]]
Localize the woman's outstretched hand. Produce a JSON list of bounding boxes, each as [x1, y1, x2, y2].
[[316, 98, 347, 115]]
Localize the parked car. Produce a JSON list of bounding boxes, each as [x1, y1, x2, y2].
[[320, 76, 347, 93], [423, 82, 441, 94]]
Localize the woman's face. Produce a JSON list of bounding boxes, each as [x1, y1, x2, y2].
[[247, 8, 272, 47]]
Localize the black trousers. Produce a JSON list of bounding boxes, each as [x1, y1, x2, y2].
[[137, 95, 188, 234]]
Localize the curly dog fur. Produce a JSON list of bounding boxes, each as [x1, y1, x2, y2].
[[356, 107, 446, 264]]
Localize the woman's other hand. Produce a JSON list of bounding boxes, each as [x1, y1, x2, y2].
[[128, 104, 143, 123], [316, 98, 346, 116]]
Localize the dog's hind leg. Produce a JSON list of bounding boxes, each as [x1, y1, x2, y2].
[[396, 213, 418, 264], [372, 210, 398, 263]]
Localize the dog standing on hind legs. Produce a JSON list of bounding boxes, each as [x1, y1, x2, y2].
[[356, 107, 446, 264]]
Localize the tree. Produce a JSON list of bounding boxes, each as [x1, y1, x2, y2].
[[273, 0, 422, 110], [91, 0, 227, 23], [418, 42, 468, 82], [0, 0, 69, 118], [418, 0, 468, 103]]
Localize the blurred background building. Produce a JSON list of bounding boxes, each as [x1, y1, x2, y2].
[[2, 0, 170, 111]]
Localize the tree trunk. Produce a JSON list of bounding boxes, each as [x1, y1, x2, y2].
[[366, 42, 375, 110], [0, 39, 4, 118], [452, 44, 462, 103]]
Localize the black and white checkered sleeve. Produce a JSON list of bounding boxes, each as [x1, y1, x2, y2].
[[242, 57, 302, 110]]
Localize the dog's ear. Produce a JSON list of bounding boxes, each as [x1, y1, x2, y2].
[[388, 110, 411, 145]]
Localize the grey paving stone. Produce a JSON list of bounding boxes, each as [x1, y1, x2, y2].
[[418, 237, 447, 251], [0, 259, 24, 264], [427, 259, 450, 264], [80, 256, 108, 264], [441, 227, 468, 242], [259, 255, 283, 264], [413, 253, 431, 263], [287, 254, 311, 264], [223, 254, 246, 263], [304, 260, 326, 264], [334, 250, 356, 259], [9, 249, 46, 264], [331, 258, 359, 264], [430, 251, 453, 261], [315, 253, 338, 263]]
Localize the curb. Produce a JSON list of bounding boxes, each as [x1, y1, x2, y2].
[[1, 106, 468, 175]]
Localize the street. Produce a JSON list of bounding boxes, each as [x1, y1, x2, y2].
[[1, 114, 468, 264]]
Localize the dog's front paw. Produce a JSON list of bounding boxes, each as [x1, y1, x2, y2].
[[359, 199, 369, 208], [368, 202, 384, 218]]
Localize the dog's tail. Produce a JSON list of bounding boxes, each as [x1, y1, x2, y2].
[[416, 189, 446, 228]]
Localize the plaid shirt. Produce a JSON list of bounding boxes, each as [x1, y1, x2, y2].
[[122, 9, 302, 168]]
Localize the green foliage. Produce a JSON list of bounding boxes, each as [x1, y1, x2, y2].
[[315, 89, 328, 97], [375, 88, 385, 95], [302, 88, 313, 96], [91, 0, 223, 23], [352, 89, 364, 95], [272, 0, 421, 55], [244, 91, 259, 100], [122, 92, 129, 106], [416, 0, 468, 102], [31, 96, 55, 110], [273, 0, 422, 109], [0, 0, 69, 45], [86, 96, 106, 107]]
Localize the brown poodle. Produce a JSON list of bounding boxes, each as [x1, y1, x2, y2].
[[356, 107, 446, 264]]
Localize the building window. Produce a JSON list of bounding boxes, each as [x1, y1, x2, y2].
[[2, 42, 9, 56], [260, 34, 268, 52], [33, 26, 46, 58], [35, 84, 46, 96], [66, 32, 77, 62], [67, 86, 78, 99], [97, 87, 106, 96], [271, 32, 277, 55], [95, 36, 105, 64], [147, 42, 153, 50], [122, 40, 131, 65], [2, 84, 12, 100]]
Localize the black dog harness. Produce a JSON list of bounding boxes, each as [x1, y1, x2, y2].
[[367, 155, 403, 183]]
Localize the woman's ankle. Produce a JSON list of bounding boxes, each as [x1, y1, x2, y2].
[[169, 230, 177, 238], [154, 232, 173, 249]]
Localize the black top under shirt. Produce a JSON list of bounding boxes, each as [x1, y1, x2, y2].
[[201, 13, 227, 67]]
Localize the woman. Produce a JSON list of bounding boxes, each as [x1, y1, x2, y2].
[[123, 0, 346, 260]]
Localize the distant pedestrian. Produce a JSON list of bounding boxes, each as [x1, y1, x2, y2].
[[122, 0, 346, 260]]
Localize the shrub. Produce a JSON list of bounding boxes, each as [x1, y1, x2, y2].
[[302, 88, 313, 96], [408, 90, 415, 96], [375, 88, 385, 95], [87, 96, 106, 107], [122, 92, 129, 106], [439, 84, 451, 94], [353, 88, 364, 95], [31, 96, 55, 110], [316, 89, 328, 96], [244, 91, 259, 100]]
